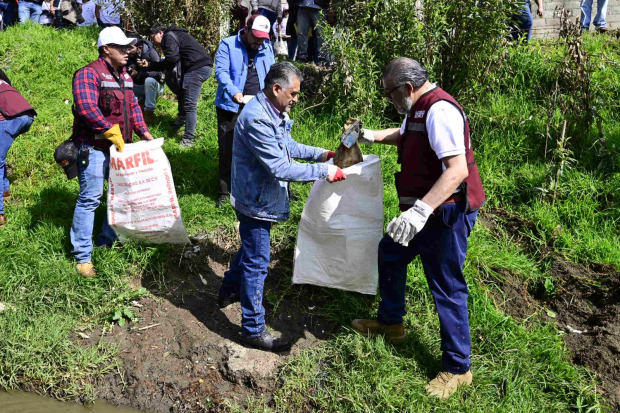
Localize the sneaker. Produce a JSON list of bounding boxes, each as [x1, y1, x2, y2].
[[350, 319, 406, 344], [172, 117, 186, 128], [216, 194, 229, 208], [143, 109, 155, 124], [76, 262, 96, 278], [180, 138, 194, 148], [3, 190, 9, 200], [218, 292, 240, 309], [0, 214, 6, 227], [425, 371, 473, 399], [241, 329, 291, 352]]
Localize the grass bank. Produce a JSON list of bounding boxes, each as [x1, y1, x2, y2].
[[1, 23, 618, 411]]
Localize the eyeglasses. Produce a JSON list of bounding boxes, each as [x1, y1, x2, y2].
[[107, 44, 134, 53], [385, 84, 403, 101]]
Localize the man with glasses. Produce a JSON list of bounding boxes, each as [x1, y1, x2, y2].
[[71, 27, 154, 278], [139, 22, 213, 147], [351, 57, 486, 399], [213, 15, 275, 208]]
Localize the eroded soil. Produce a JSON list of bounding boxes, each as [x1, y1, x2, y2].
[[483, 209, 620, 411], [80, 229, 339, 412]]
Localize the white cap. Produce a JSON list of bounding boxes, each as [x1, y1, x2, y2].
[[97, 27, 137, 48], [251, 15, 271, 39]]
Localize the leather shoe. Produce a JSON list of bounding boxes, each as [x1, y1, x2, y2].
[[216, 194, 229, 208], [172, 117, 186, 128], [241, 329, 291, 352], [218, 292, 240, 308]]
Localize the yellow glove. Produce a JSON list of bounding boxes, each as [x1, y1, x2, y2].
[[103, 124, 124, 153]]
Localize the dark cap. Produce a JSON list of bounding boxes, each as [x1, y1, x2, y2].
[[54, 139, 80, 180]]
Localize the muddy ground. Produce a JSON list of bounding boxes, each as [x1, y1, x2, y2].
[[483, 209, 620, 411], [78, 230, 345, 412]]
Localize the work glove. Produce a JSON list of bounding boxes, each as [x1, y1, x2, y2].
[[327, 164, 346, 183], [387, 199, 434, 246], [326, 151, 335, 161], [359, 129, 375, 145], [103, 124, 125, 153]]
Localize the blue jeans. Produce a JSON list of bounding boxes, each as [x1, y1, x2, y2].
[[0, 115, 34, 214], [18, 1, 42, 23], [133, 78, 164, 111], [258, 7, 278, 30], [178, 65, 212, 141], [297, 7, 323, 58], [70, 144, 117, 263], [581, 0, 608, 29], [0, 1, 16, 29], [220, 211, 272, 338], [511, 1, 533, 42], [377, 202, 478, 374]]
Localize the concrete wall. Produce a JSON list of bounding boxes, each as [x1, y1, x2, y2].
[[532, 0, 620, 38]]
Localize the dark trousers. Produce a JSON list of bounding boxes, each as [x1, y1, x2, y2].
[[178, 65, 212, 141], [510, 1, 533, 42], [220, 211, 272, 337], [216, 106, 242, 196], [0, 1, 16, 29], [258, 7, 277, 29], [377, 201, 478, 374]]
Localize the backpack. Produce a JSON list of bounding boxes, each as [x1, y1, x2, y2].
[[164, 32, 183, 95]]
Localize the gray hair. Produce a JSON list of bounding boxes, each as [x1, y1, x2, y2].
[[383, 57, 428, 89], [264, 62, 304, 90]]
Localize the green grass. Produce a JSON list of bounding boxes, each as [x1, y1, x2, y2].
[[1, 23, 618, 411]]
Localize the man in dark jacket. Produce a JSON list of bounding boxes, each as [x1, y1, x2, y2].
[[127, 38, 164, 123], [140, 23, 213, 147]]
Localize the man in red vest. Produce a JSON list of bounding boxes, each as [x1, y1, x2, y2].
[[71, 26, 153, 278], [351, 57, 485, 399]]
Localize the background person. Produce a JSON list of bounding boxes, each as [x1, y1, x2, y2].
[[214, 15, 274, 207], [95, 0, 122, 28], [18, 0, 43, 23], [219, 62, 345, 351], [351, 57, 485, 399], [581, 0, 608, 32], [70, 27, 153, 278], [0, 69, 36, 228], [295, 0, 330, 62], [0, 0, 17, 29], [140, 22, 213, 147], [510, 0, 543, 42], [250, 0, 281, 30], [78, 0, 96, 26], [127, 37, 164, 123]]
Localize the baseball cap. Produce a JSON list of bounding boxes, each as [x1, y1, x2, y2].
[[248, 15, 271, 39], [97, 27, 138, 48], [54, 140, 80, 180]]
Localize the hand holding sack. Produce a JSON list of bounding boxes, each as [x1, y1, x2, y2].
[[387, 199, 434, 246], [103, 124, 124, 152]]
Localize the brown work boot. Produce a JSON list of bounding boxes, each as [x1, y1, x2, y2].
[[0, 214, 6, 227], [425, 371, 473, 399], [3, 190, 9, 200], [351, 319, 406, 344], [143, 110, 155, 124], [76, 262, 96, 278]]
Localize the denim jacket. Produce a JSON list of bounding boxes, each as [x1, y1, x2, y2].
[[214, 30, 275, 113], [231, 92, 328, 222]]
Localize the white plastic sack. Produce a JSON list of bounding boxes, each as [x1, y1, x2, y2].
[[275, 35, 288, 57], [108, 138, 190, 244], [293, 155, 383, 295]]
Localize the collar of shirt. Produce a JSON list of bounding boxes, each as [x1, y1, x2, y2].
[[266, 95, 285, 121]]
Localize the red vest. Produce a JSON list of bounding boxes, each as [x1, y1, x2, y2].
[[72, 59, 135, 150], [395, 87, 485, 212], [0, 80, 36, 120]]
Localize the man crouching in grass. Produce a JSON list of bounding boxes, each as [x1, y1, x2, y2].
[[71, 27, 154, 278], [218, 62, 346, 352], [352, 57, 486, 399]]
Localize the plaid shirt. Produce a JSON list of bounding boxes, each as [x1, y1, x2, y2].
[[72, 57, 149, 137]]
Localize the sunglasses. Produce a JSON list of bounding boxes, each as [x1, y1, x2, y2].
[[385, 84, 403, 101], [107, 44, 134, 53]]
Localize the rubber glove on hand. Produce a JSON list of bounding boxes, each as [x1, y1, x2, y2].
[[359, 128, 375, 145], [326, 150, 335, 161], [103, 124, 125, 153], [327, 164, 346, 183], [386, 199, 434, 246]]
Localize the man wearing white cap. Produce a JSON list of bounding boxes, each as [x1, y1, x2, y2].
[[70, 27, 153, 278], [214, 14, 275, 208]]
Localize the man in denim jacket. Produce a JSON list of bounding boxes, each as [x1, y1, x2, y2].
[[219, 62, 346, 351]]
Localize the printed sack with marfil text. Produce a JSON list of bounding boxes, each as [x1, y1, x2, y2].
[[108, 138, 190, 244]]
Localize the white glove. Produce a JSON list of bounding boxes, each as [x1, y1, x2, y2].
[[387, 199, 434, 246], [359, 128, 375, 145]]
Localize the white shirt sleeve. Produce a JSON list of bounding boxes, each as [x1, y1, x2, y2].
[[425, 101, 466, 160]]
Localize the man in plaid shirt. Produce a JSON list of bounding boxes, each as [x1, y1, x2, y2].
[[71, 26, 153, 278]]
